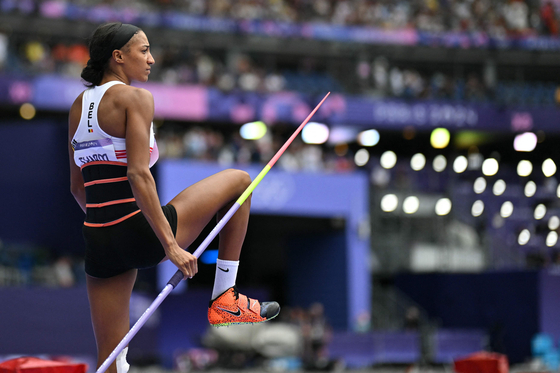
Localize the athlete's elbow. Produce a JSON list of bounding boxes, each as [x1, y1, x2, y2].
[[127, 168, 152, 186], [70, 182, 84, 198]]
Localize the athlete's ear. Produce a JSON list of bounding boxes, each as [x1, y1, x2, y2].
[[113, 49, 124, 64]]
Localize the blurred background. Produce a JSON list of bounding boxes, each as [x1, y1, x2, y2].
[[1, 0, 560, 371]]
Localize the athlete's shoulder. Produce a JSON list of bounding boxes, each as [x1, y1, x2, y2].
[[111, 85, 153, 107], [69, 91, 86, 119], [112, 84, 153, 99], [71, 91, 85, 109]]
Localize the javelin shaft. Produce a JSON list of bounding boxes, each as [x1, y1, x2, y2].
[[96, 92, 329, 373]]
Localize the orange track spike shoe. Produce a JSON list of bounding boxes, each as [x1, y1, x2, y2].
[[208, 286, 280, 327]]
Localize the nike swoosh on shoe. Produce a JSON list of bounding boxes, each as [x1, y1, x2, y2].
[[217, 306, 241, 316]]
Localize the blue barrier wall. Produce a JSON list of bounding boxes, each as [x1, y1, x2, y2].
[[157, 160, 371, 330], [0, 122, 85, 254], [395, 270, 560, 363]]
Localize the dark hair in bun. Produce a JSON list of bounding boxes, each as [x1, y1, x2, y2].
[[81, 22, 140, 87]]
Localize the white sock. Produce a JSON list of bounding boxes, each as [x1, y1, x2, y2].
[[116, 346, 130, 373], [211, 259, 239, 300]]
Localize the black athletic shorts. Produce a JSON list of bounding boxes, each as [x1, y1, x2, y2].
[[83, 204, 178, 278]]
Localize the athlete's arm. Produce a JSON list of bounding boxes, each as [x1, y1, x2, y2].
[[69, 94, 86, 213], [124, 87, 197, 279]]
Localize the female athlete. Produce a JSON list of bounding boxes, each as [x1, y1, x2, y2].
[[68, 22, 279, 373]]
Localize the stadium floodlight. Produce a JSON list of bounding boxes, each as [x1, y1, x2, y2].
[[482, 158, 499, 176], [302, 122, 329, 144], [525, 181, 537, 197], [354, 149, 369, 167], [472, 200, 484, 217], [546, 231, 558, 247], [403, 196, 420, 214], [542, 158, 557, 177], [473, 177, 487, 194], [381, 194, 399, 212], [534, 204, 547, 220], [549, 216, 560, 230], [433, 155, 447, 172], [513, 132, 537, 152], [430, 128, 450, 149], [453, 155, 468, 173], [492, 179, 506, 196], [240, 121, 267, 140], [358, 129, 380, 146], [517, 160, 533, 177], [435, 198, 452, 216], [380, 151, 397, 169], [410, 153, 426, 171], [500, 201, 514, 218], [518, 229, 531, 245], [20, 103, 36, 120]]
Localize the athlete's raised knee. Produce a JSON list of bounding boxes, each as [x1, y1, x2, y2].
[[224, 169, 251, 193]]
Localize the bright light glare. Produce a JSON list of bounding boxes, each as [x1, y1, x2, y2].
[[354, 149, 370, 167], [546, 231, 558, 247], [534, 204, 547, 220], [453, 156, 468, 173], [472, 200, 484, 217], [549, 216, 560, 230], [433, 155, 447, 172], [380, 151, 397, 169], [493, 179, 506, 196], [518, 229, 531, 245], [500, 201, 514, 218], [240, 121, 267, 140], [430, 128, 450, 149], [525, 181, 537, 197], [473, 177, 487, 194], [381, 194, 398, 212], [358, 129, 380, 146], [410, 153, 426, 171], [302, 122, 329, 144], [517, 160, 533, 177], [403, 196, 420, 214], [482, 158, 499, 176], [435, 198, 452, 216], [542, 158, 557, 177], [513, 132, 537, 152], [329, 127, 356, 145], [20, 103, 36, 120]]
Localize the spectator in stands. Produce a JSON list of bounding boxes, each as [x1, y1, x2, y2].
[[540, 1, 559, 35]]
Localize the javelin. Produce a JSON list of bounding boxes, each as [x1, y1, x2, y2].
[[96, 91, 330, 373]]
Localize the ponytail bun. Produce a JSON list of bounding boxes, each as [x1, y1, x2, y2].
[[81, 59, 106, 87]]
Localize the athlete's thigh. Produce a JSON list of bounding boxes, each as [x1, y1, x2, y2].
[[167, 169, 250, 248]]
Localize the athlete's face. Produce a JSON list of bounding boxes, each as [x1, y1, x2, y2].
[[121, 31, 154, 82]]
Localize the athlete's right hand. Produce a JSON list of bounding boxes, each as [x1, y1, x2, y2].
[[165, 244, 198, 280]]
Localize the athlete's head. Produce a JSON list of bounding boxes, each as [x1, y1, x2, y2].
[[81, 22, 154, 87]]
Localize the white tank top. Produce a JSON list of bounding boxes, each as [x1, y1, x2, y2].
[[71, 81, 158, 168]]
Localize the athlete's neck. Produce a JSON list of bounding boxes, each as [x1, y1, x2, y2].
[[100, 71, 130, 86]]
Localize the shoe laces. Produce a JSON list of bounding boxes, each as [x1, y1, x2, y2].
[[232, 285, 240, 300]]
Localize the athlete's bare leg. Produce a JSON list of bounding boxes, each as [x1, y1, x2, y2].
[[87, 269, 138, 373], [167, 169, 251, 261]]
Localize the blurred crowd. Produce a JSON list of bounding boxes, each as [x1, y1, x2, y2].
[[1, 33, 558, 105], [3, 0, 560, 36], [157, 125, 357, 173], [155, 0, 560, 37], [0, 240, 85, 287], [1, 0, 560, 104]]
